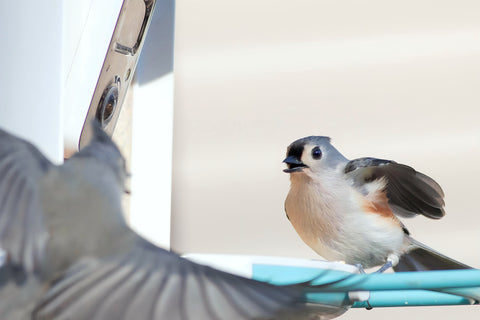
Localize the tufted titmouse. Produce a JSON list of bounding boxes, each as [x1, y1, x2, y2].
[[0, 125, 347, 320], [283, 136, 472, 272]]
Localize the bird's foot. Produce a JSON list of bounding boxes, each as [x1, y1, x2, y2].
[[355, 264, 366, 274], [374, 254, 399, 273], [374, 261, 393, 273]]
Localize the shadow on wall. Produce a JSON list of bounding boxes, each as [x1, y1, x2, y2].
[[136, 0, 175, 85]]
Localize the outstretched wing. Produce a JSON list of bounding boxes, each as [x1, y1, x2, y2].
[[344, 157, 445, 219], [0, 128, 52, 272], [32, 240, 338, 320]]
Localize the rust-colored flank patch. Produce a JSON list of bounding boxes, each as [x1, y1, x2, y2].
[[361, 191, 395, 218]]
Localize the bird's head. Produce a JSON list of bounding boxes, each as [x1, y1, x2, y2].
[[283, 136, 348, 175], [74, 121, 128, 189]]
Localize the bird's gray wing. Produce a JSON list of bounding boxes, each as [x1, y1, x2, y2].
[[344, 157, 445, 219], [0, 128, 51, 272], [32, 240, 333, 320]]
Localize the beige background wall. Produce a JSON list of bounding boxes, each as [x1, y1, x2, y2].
[[171, 1, 480, 319]]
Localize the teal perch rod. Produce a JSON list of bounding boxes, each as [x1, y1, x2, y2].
[[352, 290, 475, 308], [310, 269, 480, 292], [253, 265, 480, 308]]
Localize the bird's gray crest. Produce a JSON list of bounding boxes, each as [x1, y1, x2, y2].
[[286, 136, 331, 152], [73, 121, 127, 183], [285, 136, 331, 159], [285, 136, 349, 170], [75, 121, 123, 161]]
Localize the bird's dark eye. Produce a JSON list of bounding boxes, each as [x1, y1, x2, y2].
[[311, 146, 322, 160]]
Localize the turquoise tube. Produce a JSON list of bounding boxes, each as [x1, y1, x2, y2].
[[252, 264, 480, 307], [253, 265, 480, 291], [352, 290, 474, 308], [309, 269, 480, 292]]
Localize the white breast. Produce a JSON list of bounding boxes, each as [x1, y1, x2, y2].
[[285, 171, 404, 268]]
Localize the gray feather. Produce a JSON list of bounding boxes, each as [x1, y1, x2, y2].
[[394, 237, 471, 272], [0, 263, 44, 319], [345, 157, 445, 219], [0, 129, 51, 273], [32, 240, 306, 320]]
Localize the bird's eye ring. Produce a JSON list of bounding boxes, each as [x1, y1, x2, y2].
[[312, 146, 322, 160]]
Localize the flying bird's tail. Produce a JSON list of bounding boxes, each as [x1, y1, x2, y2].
[[394, 237, 471, 272]]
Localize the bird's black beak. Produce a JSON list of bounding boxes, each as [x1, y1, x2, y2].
[[283, 155, 308, 173]]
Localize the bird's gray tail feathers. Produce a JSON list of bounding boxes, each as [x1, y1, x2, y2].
[[394, 237, 472, 272]]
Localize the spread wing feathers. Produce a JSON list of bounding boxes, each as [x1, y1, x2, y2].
[[345, 157, 445, 219], [32, 241, 308, 320], [0, 128, 51, 272]]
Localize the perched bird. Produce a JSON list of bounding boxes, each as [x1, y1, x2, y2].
[[283, 136, 472, 272], [0, 125, 347, 320]]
